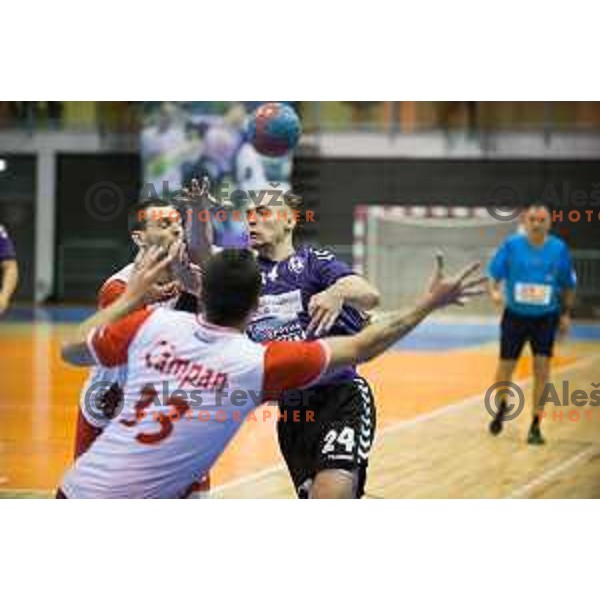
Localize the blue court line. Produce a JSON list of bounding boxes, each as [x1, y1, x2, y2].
[[394, 321, 498, 350], [2, 306, 95, 323], [394, 321, 600, 350], [2, 307, 600, 350]]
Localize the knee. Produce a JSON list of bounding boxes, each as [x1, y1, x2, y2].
[[496, 360, 516, 380], [310, 470, 355, 499], [533, 358, 550, 380]]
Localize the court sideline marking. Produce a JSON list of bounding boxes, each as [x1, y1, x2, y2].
[[507, 447, 596, 499]]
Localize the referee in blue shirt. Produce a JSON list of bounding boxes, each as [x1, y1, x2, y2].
[[487, 205, 577, 444]]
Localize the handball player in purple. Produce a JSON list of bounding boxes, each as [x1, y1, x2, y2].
[[242, 197, 381, 499], [0, 223, 18, 315]]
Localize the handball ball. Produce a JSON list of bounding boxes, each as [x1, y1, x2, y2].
[[247, 102, 302, 157]]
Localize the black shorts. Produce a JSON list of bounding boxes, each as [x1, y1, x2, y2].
[[500, 309, 560, 360], [277, 376, 376, 498]]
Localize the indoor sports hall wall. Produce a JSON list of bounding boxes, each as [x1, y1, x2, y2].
[[300, 157, 600, 262], [54, 154, 140, 301], [4, 148, 598, 305]]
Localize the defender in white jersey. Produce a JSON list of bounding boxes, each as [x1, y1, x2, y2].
[[73, 197, 210, 496], [75, 199, 187, 455], [77, 262, 182, 435], [59, 246, 486, 499]]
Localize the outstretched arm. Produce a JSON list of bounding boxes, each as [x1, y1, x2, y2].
[[61, 244, 180, 366], [323, 255, 485, 371]]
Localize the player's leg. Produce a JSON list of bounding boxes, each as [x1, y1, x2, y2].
[[310, 469, 359, 499], [277, 407, 313, 498], [489, 309, 526, 435], [527, 313, 560, 445], [181, 474, 211, 499], [310, 377, 376, 499], [528, 355, 550, 444]]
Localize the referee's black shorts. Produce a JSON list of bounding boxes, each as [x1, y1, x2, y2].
[[500, 309, 560, 360]]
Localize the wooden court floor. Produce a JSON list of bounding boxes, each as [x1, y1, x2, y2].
[[1, 321, 599, 499]]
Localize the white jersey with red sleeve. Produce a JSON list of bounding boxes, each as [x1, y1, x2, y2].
[[61, 308, 329, 498], [78, 263, 180, 428]]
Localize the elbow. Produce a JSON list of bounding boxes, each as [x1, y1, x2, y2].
[[61, 342, 87, 366], [366, 289, 381, 310], [61, 343, 75, 365], [359, 287, 380, 311], [356, 279, 381, 310]]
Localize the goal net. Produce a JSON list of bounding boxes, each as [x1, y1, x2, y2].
[[353, 205, 518, 315]]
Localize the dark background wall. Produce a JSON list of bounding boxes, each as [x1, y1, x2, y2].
[[55, 154, 140, 301], [49, 154, 600, 302], [295, 158, 600, 263]]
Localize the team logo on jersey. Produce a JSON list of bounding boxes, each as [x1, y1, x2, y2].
[[288, 256, 304, 274]]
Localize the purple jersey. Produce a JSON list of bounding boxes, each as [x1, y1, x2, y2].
[[247, 246, 367, 383], [0, 225, 16, 261]]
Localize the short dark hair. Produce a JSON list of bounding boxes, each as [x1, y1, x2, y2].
[[201, 249, 262, 326], [526, 203, 551, 215], [127, 198, 175, 233]]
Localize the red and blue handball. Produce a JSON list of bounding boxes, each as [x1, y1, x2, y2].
[[247, 102, 302, 157]]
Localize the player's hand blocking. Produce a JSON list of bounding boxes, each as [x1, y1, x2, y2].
[[127, 242, 182, 304], [169, 242, 203, 296], [132, 245, 182, 303], [422, 253, 487, 310], [180, 177, 221, 208]]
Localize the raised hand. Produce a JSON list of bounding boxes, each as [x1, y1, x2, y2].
[[126, 242, 182, 304], [422, 252, 487, 310], [179, 176, 221, 208], [169, 239, 203, 295], [133, 246, 181, 303]]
